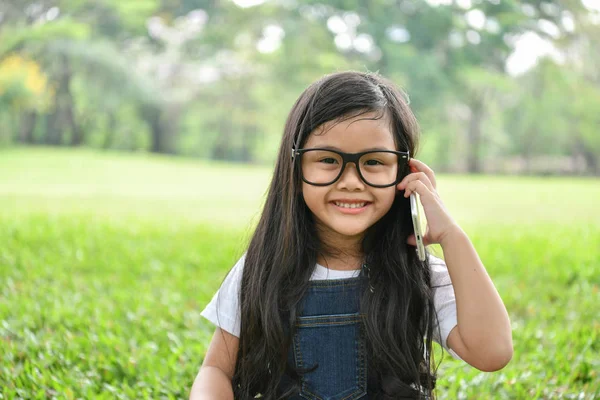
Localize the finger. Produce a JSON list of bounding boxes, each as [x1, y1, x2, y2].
[[421, 234, 432, 247], [408, 159, 437, 189], [397, 171, 434, 193], [403, 179, 433, 198], [406, 233, 432, 248]]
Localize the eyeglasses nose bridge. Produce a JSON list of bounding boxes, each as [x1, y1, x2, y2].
[[338, 158, 363, 182]]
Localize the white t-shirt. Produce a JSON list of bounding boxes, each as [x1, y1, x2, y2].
[[201, 253, 460, 359]]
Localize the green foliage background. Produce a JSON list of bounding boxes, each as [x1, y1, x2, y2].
[[1, 0, 600, 174]]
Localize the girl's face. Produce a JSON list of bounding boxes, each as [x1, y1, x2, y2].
[[301, 111, 398, 241]]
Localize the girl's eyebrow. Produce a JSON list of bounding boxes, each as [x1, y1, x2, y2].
[[307, 145, 396, 152]]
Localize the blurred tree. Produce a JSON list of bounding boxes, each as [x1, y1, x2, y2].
[[0, 54, 53, 144], [305, 0, 592, 172], [0, 0, 598, 174], [561, 2, 600, 174], [0, 0, 161, 147], [0, 18, 91, 145], [505, 59, 570, 173]]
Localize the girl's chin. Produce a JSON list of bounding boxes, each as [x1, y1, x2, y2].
[[314, 215, 378, 238], [329, 224, 372, 238]]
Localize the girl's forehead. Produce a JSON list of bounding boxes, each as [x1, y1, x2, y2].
[[305, 114, 396, 149]]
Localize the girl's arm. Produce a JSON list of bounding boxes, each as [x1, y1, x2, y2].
[[440, 226, 513, 371], [189, 328, 238, 400], [398, 159, 513, 371]]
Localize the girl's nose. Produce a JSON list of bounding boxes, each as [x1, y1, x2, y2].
[[336, 163, 365, 190]]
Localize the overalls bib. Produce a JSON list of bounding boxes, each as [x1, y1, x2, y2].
[[283, 276, 368, 399], [277, 275, 428, 399]]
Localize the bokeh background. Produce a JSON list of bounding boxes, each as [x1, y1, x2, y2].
[[1, 0, 599, 398]]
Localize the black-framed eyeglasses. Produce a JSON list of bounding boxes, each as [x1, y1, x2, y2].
[[292, 147, 410, 188]]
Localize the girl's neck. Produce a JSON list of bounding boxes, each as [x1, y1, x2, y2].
[[317, 254, 364, 271], [316, 227, 364, 271]]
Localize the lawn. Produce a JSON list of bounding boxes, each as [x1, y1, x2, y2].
[[1, 148, 599, 399]]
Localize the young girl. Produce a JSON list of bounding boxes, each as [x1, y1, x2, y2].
[[190, 71, 512, 399]]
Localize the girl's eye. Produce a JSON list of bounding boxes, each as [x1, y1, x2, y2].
[[364, 159, 383, 166], [319, 158, 339, 164]]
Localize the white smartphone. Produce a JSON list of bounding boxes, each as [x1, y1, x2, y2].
[[410, 193, 426, 261]]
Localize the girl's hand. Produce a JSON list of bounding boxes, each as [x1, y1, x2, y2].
[[396, 159, 461, 247]]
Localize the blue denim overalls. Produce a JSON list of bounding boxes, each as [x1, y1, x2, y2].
[[281, 275, 369, 399]]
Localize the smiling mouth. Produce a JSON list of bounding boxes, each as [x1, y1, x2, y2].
[[331, 201, 370, 209]]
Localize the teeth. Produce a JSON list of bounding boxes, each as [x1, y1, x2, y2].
[[334, 202, 366, 209]]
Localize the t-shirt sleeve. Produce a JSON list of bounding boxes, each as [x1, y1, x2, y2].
[[429, 254, 462, 360], [200, 254, 245, 337]]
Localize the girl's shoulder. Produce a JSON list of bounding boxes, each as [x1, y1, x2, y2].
[[216, 253, 246, 290], [230, 253, 246, 273]]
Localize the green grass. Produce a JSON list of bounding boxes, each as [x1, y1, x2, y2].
[[1, 147, 599, 399]]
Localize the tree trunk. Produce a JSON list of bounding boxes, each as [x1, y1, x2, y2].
[[466, 96, 484, 173], [68, 109, 85, 146], [102, 113, 117, 149], [239, 125, 257, 163], [522, 132, 536, 175], [140, 102, 183, 154], [211, 118, 232, 160], [571, 137, 597, 176], [581, 148, 598, 175], [46, 54, 77, 146], [149, 111, 163, 153], [19, 111, 37, 144], [44, 112, 61, 145], [162, 106, 182, 154], [140, 104, 169, 153], [59, 55, 84, 147]]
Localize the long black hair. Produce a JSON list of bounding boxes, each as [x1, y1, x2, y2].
[[233, 71, 437, 399]]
